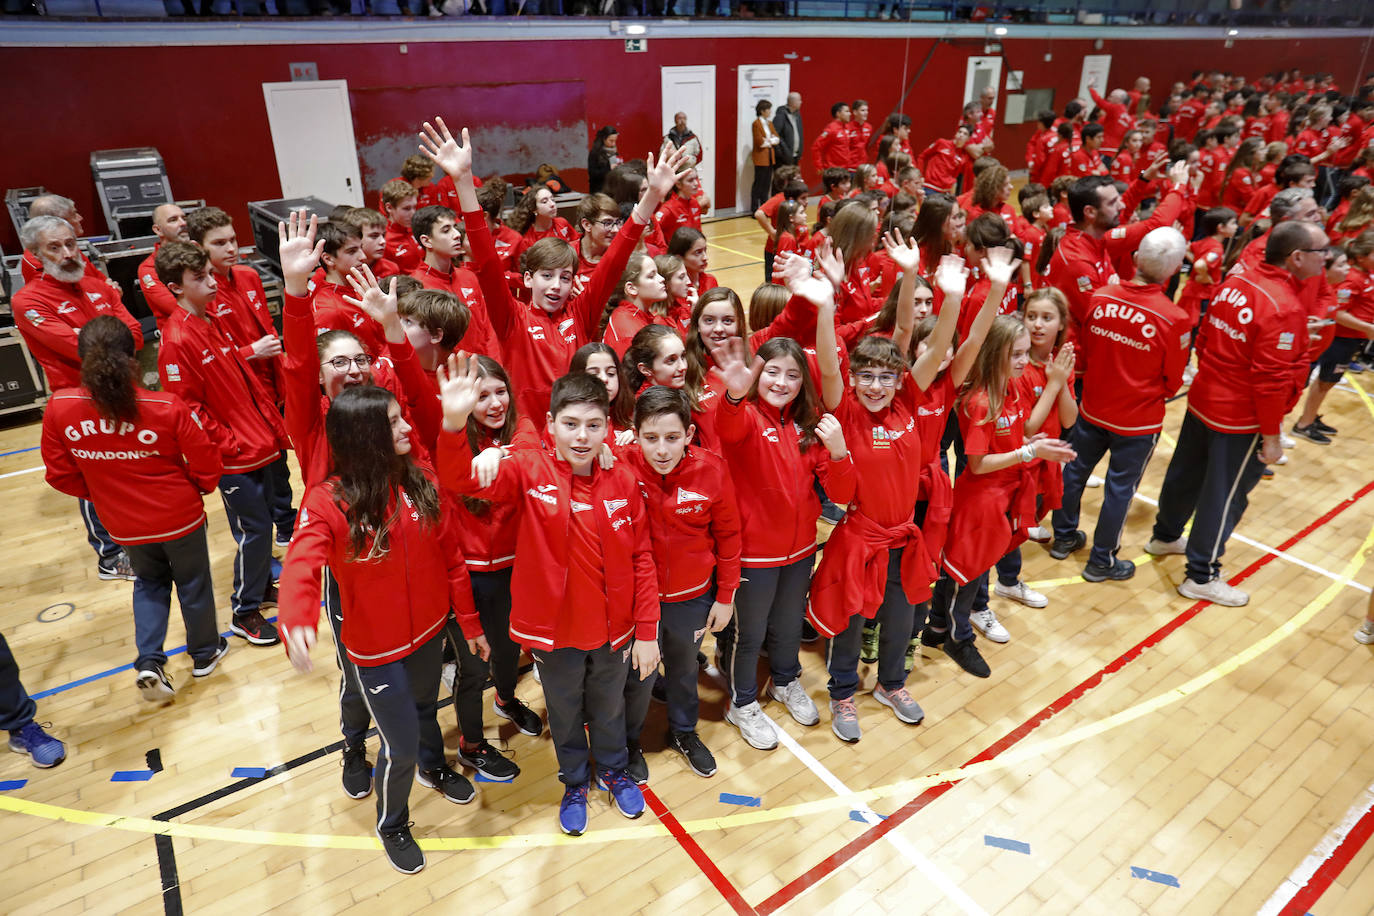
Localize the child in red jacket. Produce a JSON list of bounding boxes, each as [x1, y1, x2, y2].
[[437, 361, 660, 838], [620, 386, 742, 781], [281, 385, 487, 877], [42, 316, 227, 704]]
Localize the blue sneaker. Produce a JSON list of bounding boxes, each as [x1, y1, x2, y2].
[[8, 722, 66, 768], [596, 768, 645, 819], [559, 782, 589, 836]]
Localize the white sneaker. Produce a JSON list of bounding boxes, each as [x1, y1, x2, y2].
[[1027, 525, 1051, 543], [994, 580, 1048, 609], [1086, 474, 1105, 488], [531, 664, 541, 685], [1177, 577, 1249, 607], [441, 662, 456, 693], [1276, 453, 1289, 465], [970, 608, 1011, 643], [1355, 620, 1374, 645], [767, 678, 820, 726], [1280, 432, 1296, 448], [136, 666, 175, 704], [1145, 536, 1187, 556], [725, 701, 778, 750]]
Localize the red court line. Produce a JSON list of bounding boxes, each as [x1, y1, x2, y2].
[[642, 785, 757, 916], [1277, 801, 1374, 916], [754, 478, 1374, 914]]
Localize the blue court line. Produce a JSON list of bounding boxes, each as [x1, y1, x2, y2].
[[0, 779, 29, 791], [719, 792, 761, 807], [111, 769, 155, 782], [0, 446, 39, 459], [1130, 866, 1180, 887], [473, 773, 510, 784], [849, 810, 887, 823], [31, 612, 289, 700], [984, 835, 1031, 854], [230, 767, 267, 779]]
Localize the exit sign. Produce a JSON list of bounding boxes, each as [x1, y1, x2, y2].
[[289, 61, 318, 81], [624, 38, 647, 52]]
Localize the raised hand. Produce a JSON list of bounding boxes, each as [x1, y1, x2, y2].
[[437, 352, 483, 432], [814, 237, 846, 291], [980, 247, 1022, 288], [418, 117, 472, 179], [1142, 151, 1170, 182], [770, 250, 811, 289], [343, 266, 398, 326], [277, 210, 324, 293], [709, 336, 764, 400], [646, 142, 693, 201], [1046, 342, 1075, 385], [1166, 159, 1191, 188], [815, 413, 847, 461], [934, 253, 970, 300], [884, 229, 922, 273]]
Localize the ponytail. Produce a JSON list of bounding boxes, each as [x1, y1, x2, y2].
[[78, 316, 140, 424]]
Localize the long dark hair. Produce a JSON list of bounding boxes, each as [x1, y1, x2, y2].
[[325, 386, 439, 561], [78, 315, 140, 424], [913, 192, 959, 263], [459, 355, 517, 518], [624, 324, 697, 408], [570, 341, 634, 429], [749, 337, 821, 451]]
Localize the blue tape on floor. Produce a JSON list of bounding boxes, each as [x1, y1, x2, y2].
[[231, 767, 267, 778], [719, 792, 761, 807], [0, 779, 28, 790], [1130, 866, 1180, 887], [0, 446, 39, 459], [849, 809, 887, 823], [111, 769, 155, 782], [984, 835, 1031, 854], [473, 773, 508, 783]]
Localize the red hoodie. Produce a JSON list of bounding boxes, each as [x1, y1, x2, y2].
[[438, 432, 659, 651], [41, 388, 222, 544], [464, 207, 645, 422], [157, 308, 287, 474], [278, 477, 479, 667], [621, 445, 742, 604], [713, 394, 856, 567], [1188, 262, 1311, 435], [13, 272, 144, 392]]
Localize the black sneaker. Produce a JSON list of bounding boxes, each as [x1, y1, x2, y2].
[[944, 637, 991, 678], [1048, 529, 1087, 560], [455, 739, 520, 782], [667, 729, 717, 777], [416, 764, 476, 804], [97, 552, 136, 581], [626, 740, 650, 785], [341, 743, 373, 799], [230, 611, 280, 646], [376, 822, 425, 874], [920, 627, 946, 649], [191, 637, 230, 677], [136, 664, 175, 704], [493, 697, 543, 737], [1082, 558, 1137, 582], [800, 620, 820, 643], [1291, 423, 1332, 445], [1312, 415, 1338, 436]]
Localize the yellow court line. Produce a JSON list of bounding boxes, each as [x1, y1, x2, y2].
[[1160, 429, 1177, 450], [706, 240, 765, 262], [4, 513, 1368, 852], [1025, 553, 1156, 591]]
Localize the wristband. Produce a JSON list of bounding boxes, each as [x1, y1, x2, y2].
[[1017, 444, 1036, 463], [724, 391, 744, 405]]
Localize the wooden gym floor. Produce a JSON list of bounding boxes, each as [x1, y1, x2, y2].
[[2, 214, 1372, 915]]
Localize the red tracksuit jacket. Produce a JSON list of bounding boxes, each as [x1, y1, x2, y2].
[[1078, 283, 1191, 436], [1188, 262, 1311, 436], [654, 194, 702, 244], [208, 266, 283, 405], [437, 432, 660, 651], [384, 222, 422, 273], [713, 394, 856, 568], [409, 261, 501, 360], [464, 207, 645, 422], [812, 119, 849, 172], [278, 477, 479, 667], [449, 417, 543, 572], [157, 307, 287, 474], [620, 445, 743, 604], [137, 246, 179, 328], [13, 272, 144, 392], [41, 388, 222, 545]]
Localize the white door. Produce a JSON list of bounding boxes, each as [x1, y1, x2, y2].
[[963, 55, 1003, 123], [735, 64, 790, 213], [262, 79, 364, 207], [1078, 54, 1113, 103], [661, 65, 716, 216]]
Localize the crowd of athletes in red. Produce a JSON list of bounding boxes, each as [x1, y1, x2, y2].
[[10, 63, 1374, 873]]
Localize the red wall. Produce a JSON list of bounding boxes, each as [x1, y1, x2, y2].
[[0, 31, 1367, 254]]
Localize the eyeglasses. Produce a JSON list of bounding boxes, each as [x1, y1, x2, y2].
[[324, 354, 372, 371], [595, 218, 625, 231], [855, 371, 899, 388]]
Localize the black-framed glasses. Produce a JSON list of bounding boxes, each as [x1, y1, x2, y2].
[[595, 218, 625, 231], [324, 354, 372, 371]]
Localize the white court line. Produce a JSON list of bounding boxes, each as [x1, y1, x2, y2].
[[0, 465, 42, 481], [770, 721, 988, 916], [1130, 492, 1373, 595], [1257, 780, 1374, 916]]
